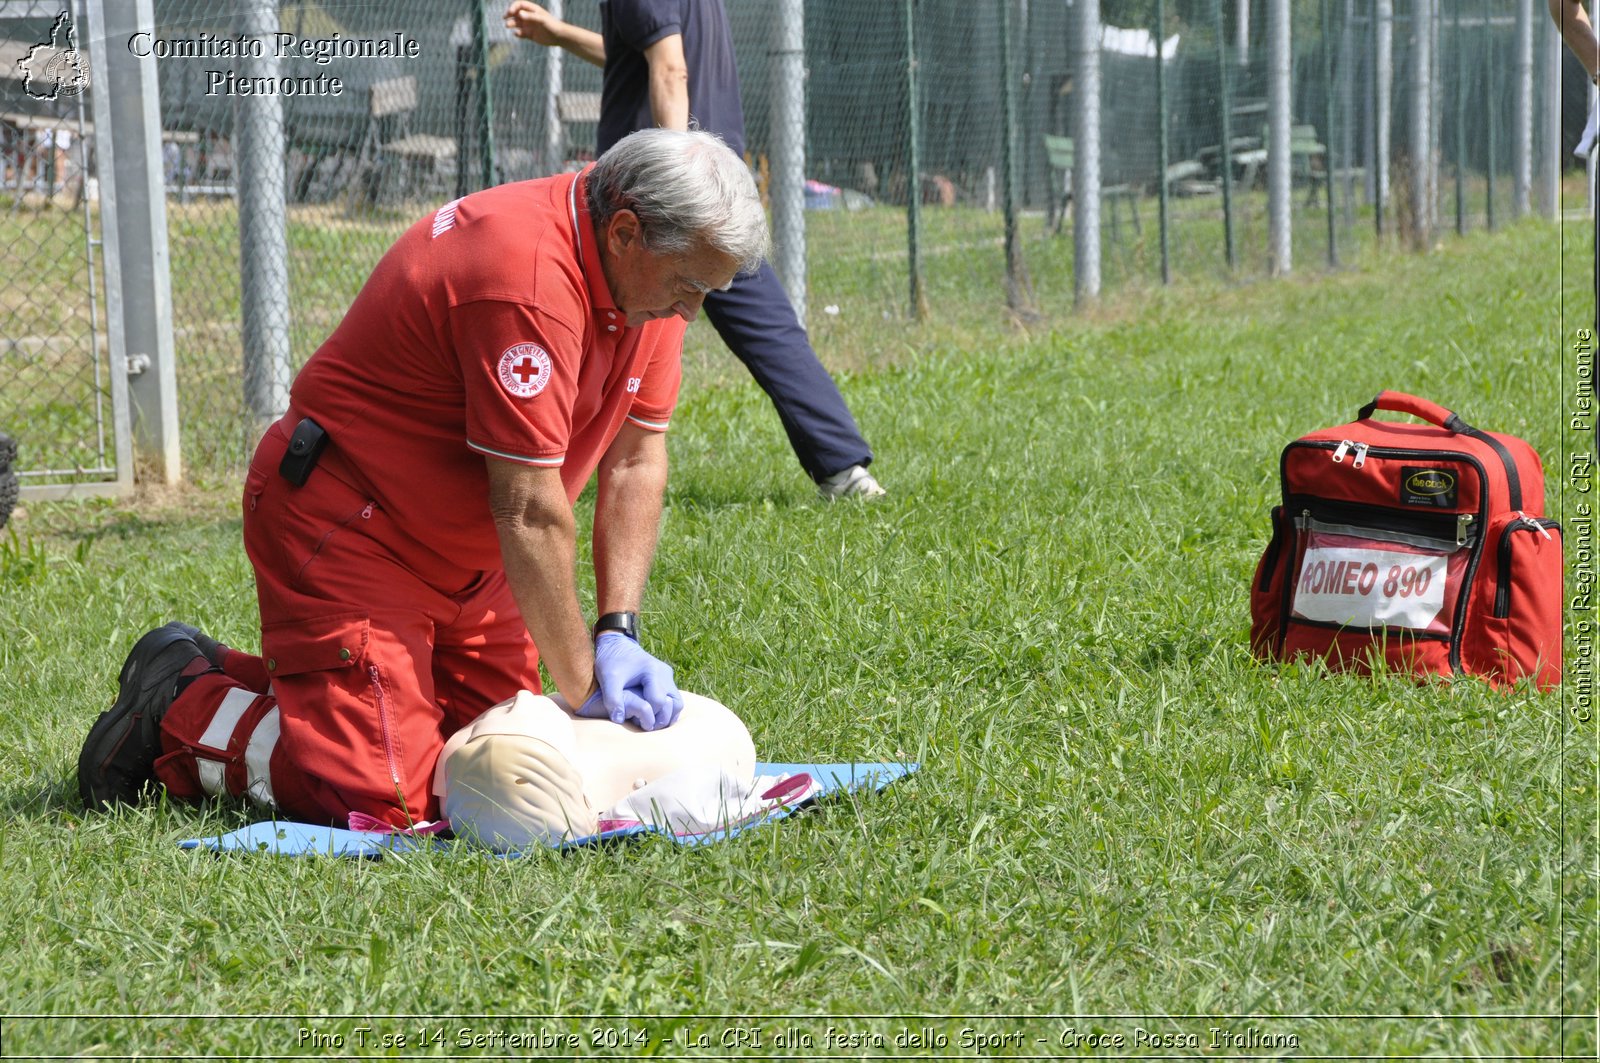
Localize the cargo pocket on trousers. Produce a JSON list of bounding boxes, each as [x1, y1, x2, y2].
[[259, 613, 407, 799]]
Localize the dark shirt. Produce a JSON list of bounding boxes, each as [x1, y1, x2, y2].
[[597, 0, 746, 157]]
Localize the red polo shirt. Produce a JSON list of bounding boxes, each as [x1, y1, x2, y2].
[[288, 171, 685, 572]]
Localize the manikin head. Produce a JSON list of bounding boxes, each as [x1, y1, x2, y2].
[[434, 689, 756, 850]]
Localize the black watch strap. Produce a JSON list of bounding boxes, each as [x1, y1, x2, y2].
[[593, 611, 639, 641]]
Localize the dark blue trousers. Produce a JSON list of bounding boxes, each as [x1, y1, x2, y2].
[[702, 262, 872, 482]]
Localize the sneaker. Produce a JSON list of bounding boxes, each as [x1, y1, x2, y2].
[[77, 622, 218, 811], [817, 464, 886, 501]]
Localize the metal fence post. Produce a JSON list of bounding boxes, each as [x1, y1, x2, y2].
[[1428, 0, 1441, 233], [1156, 0, 1171, 285], [1454, 0, 1465, 235], [237, 0, 291, 429], [1409, 0, 1433, 248], [473, 0, 497, 189], [1268, 0, 1291, 275], [904, 0, 926, 320], [1514, 0, 1533, 218], [544, 0, 565, 174], [86, 0, 180, 483], [1341, 0, 1357, 226], [999, 0, 1034, 314], [1323, 0, 1338, 266], [1073, 0, 1101, 305], [1216, 0, 1237, 271], [1540, 0, 1562, 219], [772, 0, 808, 325], [1375, 0, 1392, 237], [1485, 0, 1497, 230], [1591, 0, 1597, 216]]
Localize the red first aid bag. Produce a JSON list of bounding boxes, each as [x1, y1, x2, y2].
[[1250, 391, 1562, 689]]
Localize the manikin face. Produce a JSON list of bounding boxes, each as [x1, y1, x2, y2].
[[599, 210, 742, 327]]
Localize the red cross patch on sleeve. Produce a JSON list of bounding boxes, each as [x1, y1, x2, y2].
[[497, 343, 553, 398]]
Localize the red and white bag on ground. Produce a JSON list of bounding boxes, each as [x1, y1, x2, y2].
[[1250, 391, 1562, 690]]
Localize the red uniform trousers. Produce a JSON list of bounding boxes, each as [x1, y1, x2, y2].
[[154, 419, 541, 827]]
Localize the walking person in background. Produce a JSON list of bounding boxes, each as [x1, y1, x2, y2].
[[1549, 0, 1598, 321], [506, 0, 886, 501], [1551, 0, 1600, 156], [33, 126, 72, 197]]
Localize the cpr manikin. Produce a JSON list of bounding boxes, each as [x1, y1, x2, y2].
[[434, 690, 757, 848]]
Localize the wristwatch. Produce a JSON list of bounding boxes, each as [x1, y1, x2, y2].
[[592, 611, 639, 641]]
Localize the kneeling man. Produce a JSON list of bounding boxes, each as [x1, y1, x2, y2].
[[78, 129, 770, 832]]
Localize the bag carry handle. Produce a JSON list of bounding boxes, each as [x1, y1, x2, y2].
[[1357, 390, 1475, 434], [1357, 390, 1523, 511]]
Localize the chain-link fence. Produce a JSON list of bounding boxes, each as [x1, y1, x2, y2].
[[2, 1, 1594, 488], [0, 0, 120, 499]]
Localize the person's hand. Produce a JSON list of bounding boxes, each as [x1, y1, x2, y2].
[[575, 633, 684, 730], [503, 1, 561, 46]]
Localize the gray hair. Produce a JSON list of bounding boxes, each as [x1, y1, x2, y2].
[[586, 128, 771, 273]]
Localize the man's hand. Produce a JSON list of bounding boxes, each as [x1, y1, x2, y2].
[[503, 1, 562, 47], [576, 632, 684, 730]]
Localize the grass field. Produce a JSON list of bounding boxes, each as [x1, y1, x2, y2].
[[0, 217, 1594, 1057]]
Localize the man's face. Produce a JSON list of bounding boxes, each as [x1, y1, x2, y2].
[[600, 210, 742, 327]]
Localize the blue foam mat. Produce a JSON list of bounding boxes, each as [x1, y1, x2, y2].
[[177, 762, 917, 858]]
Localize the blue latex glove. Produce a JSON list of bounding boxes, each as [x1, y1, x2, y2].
[[575, 632, 684, 731]]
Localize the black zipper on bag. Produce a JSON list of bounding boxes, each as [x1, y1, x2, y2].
[[1258, 506, 1285, 593], [1273, 517, 1299, 655], [1285, 495, 1478, 545], [1493, 517, 1562, 618], [1277, 441, 1491, 672]]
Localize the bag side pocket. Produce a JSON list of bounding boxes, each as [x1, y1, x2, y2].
[[1467, 516, 1562, 689], [1250, 506, 1288, 659]]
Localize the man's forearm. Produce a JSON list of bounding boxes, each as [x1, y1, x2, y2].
[[593, 430, 669, 616], [554, 22, 606, 68], [489, 463, 597, 706], [496, 513, 597, 706], [1552, 0, 1600, 79], [504, 2, 606, 67]]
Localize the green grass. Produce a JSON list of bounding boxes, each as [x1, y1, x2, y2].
[[0, 218, 1593, 1056]]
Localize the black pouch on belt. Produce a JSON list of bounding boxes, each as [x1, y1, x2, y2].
[[278, 417, 329, 487]]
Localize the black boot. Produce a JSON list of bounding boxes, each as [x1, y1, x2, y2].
[[78, 622, 219, 811]]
